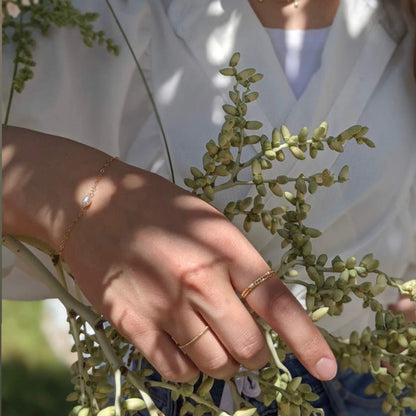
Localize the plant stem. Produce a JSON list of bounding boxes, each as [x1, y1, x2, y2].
[[2, 235, 161, 416], [279, 249, 297, 268], [232, 84, 247, 180], [56, 260, 101, 411], [14, 235, 56, 256], [68, 316, 88, 407], [213, 179, 254, 193], [282, 279, 310, 288], [68, 314, 100, 412], [3, 236, 89, 315], [4, 58, 18, 125], [114, 368, 122, 416], [126, 373, 162, 416], [148, 380, 225, 414], [275, 259, 303, 278], [238, 137, 332, 173], [4, 16, 23, 125], [105, 0, 175, 184], [264, 327, 292, 380], [53, 257, 69, 290], [212, 177, 296, 194]]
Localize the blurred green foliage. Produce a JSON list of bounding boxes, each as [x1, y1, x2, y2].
[[2, 300, 73, 416]]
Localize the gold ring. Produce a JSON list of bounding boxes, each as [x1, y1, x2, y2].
[[177, 326, 210, 349], [241, 270, 276, 299]]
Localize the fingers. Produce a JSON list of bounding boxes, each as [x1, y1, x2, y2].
[[123, 257, 336, 381], [167, 313, 240, 379], [166, 265, 336, 381], [235, 269, 337, 381], [167, 261, 270, 376], [60, 160, 337, 383], [223, 233, 337, 381], [116, 313, 200, 382], [195, 284, 270, 371]]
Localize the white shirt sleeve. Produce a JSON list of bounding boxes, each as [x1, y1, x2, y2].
[[2, 0, 164, 300]]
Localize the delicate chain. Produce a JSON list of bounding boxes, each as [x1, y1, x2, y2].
[[57, 155, 117, 259]]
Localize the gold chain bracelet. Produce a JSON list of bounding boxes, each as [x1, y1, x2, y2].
[[57, 155, 117, 259]]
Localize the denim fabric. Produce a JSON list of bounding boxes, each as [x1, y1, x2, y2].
[[132, 360, 179, 416], [244, 356, 416, 416], [323, 369, 416, 416], [132, 361, 224, 416], [133, 357, 416, 416], [242, 356, 329, 416]]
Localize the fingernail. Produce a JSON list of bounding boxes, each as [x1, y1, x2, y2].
[[315, 357, 337, 380]]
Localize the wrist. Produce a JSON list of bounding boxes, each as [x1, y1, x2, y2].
[[57, 156, 118, 258], [2, 125, 118, 251]]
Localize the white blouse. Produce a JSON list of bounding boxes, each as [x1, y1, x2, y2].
[[265, 26, 331, 99], [2, 0, 416, 338]]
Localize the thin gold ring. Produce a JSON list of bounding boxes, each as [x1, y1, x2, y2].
[[177, 326, 210, 350], [241, 270, 276, 299]]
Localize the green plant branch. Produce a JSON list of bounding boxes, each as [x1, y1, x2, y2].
[[264, 327, 292, 380], [3, 15, 22, 125], [69, 316, 89, 407], [4, 51, 19, 125], [278, 249, 298, 269], [211, 180, 255, 193], [68, 314, 100, 412], [237, 138, 319, 172], [275, 259, 304, 278], [149, 380, 225, 414], [232, 84, 249, 179], [53, 256, 69, 290], [126, 373, 161, 416], [2, 235, 160, 416], [282, 279, 311, 288], [114, 368, 122, 416]]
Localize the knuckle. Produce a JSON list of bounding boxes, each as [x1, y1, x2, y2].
[[180, 269, 209, 293], [232, 333, 265, 363], [266, 288, 296, 320], [179, 268, 220, 302], [198, 352, 237, 378], [114, 308, 151, 341]]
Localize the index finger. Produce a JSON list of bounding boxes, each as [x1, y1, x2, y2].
[[232, 263, 337, 380]]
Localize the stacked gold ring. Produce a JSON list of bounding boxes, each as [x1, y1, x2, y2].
[[241, 270, 276, 299], [177, 326, 210, 350], [176, 270, 276, 351]]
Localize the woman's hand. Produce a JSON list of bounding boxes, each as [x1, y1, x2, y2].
[[3, 126, 337, 382]]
